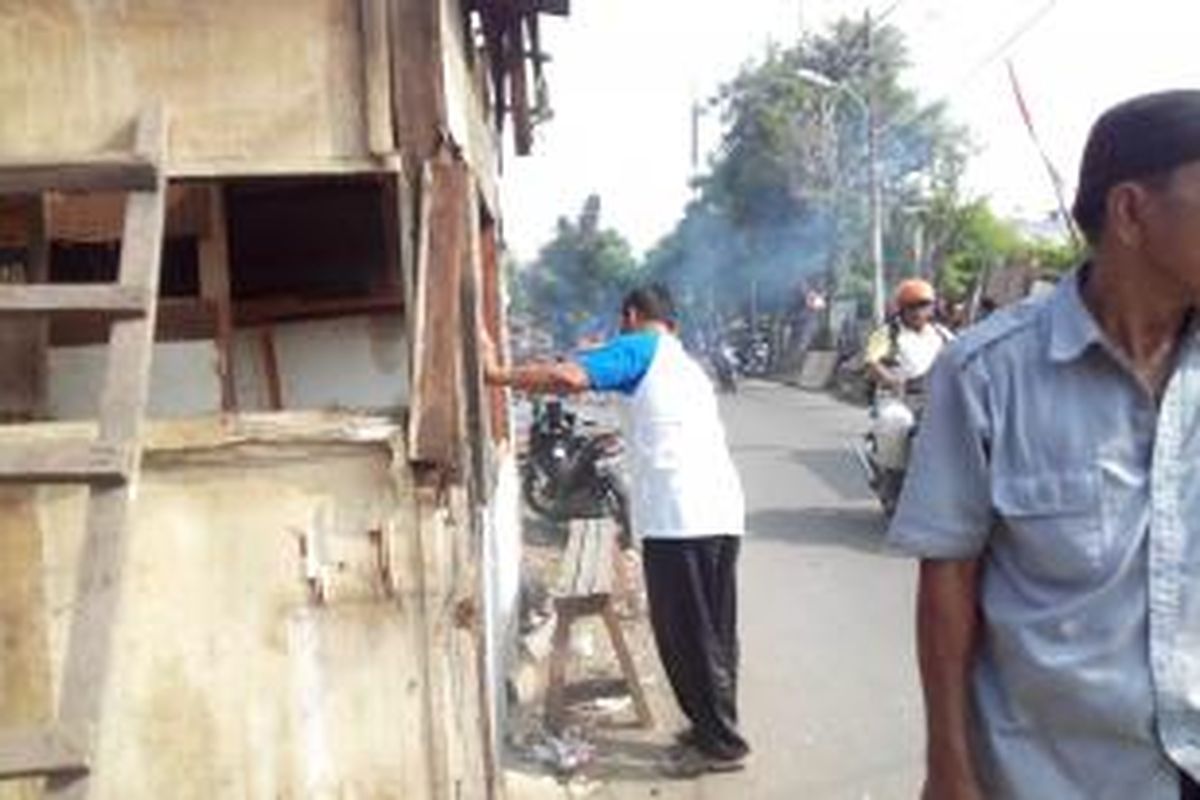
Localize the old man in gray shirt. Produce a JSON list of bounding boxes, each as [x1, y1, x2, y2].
[[889, 91, 1200, 800]]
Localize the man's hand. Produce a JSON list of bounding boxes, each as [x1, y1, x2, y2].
[[918, 559, 983, 800]]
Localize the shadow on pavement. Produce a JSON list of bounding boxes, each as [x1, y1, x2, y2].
[[787, 447, 876, 502], [747, 506, 891, 554]]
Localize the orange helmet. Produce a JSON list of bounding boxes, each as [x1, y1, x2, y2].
[[894, 278, 936, 308]]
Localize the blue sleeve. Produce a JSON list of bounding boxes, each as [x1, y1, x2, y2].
[[575, 332, 659, 395]]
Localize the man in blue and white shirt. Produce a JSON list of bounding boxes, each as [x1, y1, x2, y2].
[[484, 284, 749, 776], [890, 91, 1200, 800]]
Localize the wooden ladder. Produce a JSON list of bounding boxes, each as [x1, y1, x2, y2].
[[0, 108, 168, 799]]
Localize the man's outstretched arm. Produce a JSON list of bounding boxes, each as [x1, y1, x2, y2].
[[485, 359, 591, 394], [918, 557, 984, 800], [481, 333, 591, 394]]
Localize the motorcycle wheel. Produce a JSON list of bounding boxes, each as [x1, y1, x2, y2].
[[520, 465, 560, 518]]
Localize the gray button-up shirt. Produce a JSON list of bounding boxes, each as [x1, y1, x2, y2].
[[889, 269, 1200, 800]]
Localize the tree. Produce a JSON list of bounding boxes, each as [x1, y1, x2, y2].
[[512, 195, 641, 348], [648, 16, 971, 330]]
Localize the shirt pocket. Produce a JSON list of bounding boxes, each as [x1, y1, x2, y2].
[[991, 470, 1106, 583]]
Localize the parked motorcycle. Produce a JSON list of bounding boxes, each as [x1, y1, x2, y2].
[[521, 398, 632, 548]]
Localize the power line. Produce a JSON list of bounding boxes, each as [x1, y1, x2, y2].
[[884, 0, 1064, 133], [941, 0, 1061, 102]]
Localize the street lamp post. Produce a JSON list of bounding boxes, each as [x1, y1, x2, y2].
[[796, 67, 886, 324]]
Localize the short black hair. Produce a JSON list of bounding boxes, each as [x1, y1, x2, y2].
[[1073, 90, 1200, 245], [621, 283, 676, 323]]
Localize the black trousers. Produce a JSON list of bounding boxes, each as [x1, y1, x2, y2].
[[642, 535, 749, 760], [1184, 771, 1200, 800]]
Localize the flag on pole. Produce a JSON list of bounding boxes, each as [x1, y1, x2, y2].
[[1005, 59, 1081, 247]]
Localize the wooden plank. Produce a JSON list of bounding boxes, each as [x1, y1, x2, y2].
[[555, 522, 587, 597], [600, 602, 654, 728], [574, 522, 603, 597], [0, 285, 148, 317], [360, 0, 395, 155], [198, 185, 237, 412], [460, 186, 491, 503], [407, 156, 468, 468], [0, 440, 131, 485], [389, 0, 447, 160], [590, 523, 617, 596], [46, 107, 168, 800], [0, 155, 157, 196], [509, 20, 533, 156], [48, 298, 217, 347], [0, 726, 89, 780], [478, 215, 510, 442], [234, 293, 403, 326], [259, 327, 284, 411], [543, 608, 574, 733]]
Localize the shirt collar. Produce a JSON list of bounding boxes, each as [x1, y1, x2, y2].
[[1047, 267, 1107, 364]]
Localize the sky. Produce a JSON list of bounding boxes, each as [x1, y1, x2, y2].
[[498, 0, 1200, 261]]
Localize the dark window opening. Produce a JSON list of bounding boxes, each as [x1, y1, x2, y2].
[[225, 178, 391, 301], [47, 239, 199, 297]]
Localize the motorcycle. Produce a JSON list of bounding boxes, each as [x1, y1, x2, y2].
[[521, 397, 632, 548], [852, 386, 927, 517], [736, 333, 773, 377]]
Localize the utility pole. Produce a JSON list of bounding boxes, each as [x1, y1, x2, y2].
[[865, 9, 886, 324]]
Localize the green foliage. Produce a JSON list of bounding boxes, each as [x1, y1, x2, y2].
[[512, 195, 641, 347], [648, 16, 971, 326]]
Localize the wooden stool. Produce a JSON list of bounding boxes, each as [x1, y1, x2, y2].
[[544, 519, 653, 733]]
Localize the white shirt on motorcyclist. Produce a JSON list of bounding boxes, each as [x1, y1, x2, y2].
[[577, 332, 745, 540], [865, 320, 953, 384]]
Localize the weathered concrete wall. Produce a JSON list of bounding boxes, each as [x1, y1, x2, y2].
[[232, 315, 411, 413], [0, 414, 489, 799], [0, 0, 369, 171], [46, 314, 409, 419]]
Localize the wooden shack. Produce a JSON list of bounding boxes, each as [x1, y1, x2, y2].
[[0, 1, 564, 797]]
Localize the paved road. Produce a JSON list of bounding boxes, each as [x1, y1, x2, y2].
[[708, 381, 924, 799]]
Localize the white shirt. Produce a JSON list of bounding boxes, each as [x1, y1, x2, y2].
[[621, 335, 745, 539]]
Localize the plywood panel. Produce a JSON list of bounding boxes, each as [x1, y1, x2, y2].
[[0, 1, 369, 169]]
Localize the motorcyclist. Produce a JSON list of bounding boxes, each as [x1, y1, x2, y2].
[[863, 279, 953, 499]]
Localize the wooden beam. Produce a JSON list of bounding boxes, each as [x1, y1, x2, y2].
[[408, 156, 468, 468], [0, 440, 131, 485], [0, 726, 89, 780], [0, 285, 148, 317], [360, 0, 395, 155], [0, 155, 158, 196], [198, 185, 237, 412], [259, 327, 284, 411], [235, 293, 403, 326], [48, 298, 216, 347], [389, 0, 447, 161], [478, 215, 509, 443], [509, 20, 533, 156], [47, 107, 168, 800]]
